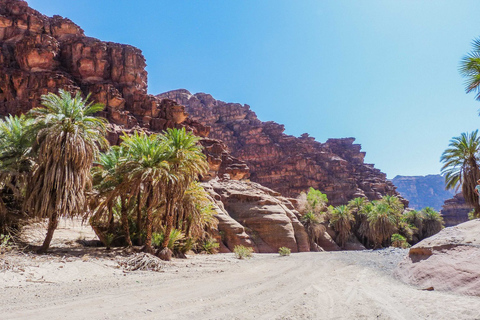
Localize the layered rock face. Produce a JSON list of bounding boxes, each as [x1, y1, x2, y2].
[[0, 0, 249, 181], [440, 193, 471, 227], [0, 0, 302, 253], [392, 175, 455, 211], [157, 90, 406, 206], [203, 178, 310, 253]]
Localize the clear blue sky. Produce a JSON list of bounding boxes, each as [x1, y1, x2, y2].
[[28, 0, 480, 178]]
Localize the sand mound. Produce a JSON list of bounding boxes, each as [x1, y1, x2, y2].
[[395, 219, 480, 296]]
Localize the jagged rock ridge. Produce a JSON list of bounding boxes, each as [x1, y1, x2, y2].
[[392, 174, 455, 211], [157, 90, 406, 206]]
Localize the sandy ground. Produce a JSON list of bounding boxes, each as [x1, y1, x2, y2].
[[1, 220, 480, 320]]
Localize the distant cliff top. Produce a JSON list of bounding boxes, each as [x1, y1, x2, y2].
[[392, 174, 454, 211]]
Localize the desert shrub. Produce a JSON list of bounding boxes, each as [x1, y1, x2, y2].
[[391, 233, 410, 248], [234, 245, 254, 259], [0, 234, 11, 253], [152, 228, 184, 250], [104, 233, 115, 250], [201, 238, 220, 254], [278, 247, 291, 256], [468, 209, 476, 220]]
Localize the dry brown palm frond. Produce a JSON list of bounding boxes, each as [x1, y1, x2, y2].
[[119, 252, 164, 272], [25, 129, 94, 219]]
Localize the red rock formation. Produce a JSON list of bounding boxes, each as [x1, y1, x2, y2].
[[0, 0, 402, 252], [0, 0, 248, 182], [440, 192, 472, 227], [157, 90, 407, 206]]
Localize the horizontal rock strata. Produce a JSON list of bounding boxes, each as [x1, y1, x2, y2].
[[158, 90, 407, 206]]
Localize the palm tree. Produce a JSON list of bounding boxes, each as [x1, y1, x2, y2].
[[441, 130, 480, 217], [421, 207, 444, 238], [91, 146, 133, 247], [300, 211, 325, 251], [158, 128, 209, 260], [114, 131, 171, 254], [403, 209, 423, 242], [459, 38, 480, 101], [367, 202, 397, 248], [0, 115, 35, 234], [329, 205, 354, 248], [380, 195, 404, 216], [25, 90, 108, 253]]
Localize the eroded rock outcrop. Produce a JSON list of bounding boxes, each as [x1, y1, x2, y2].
[[203, 178, 310, 253], [157, 90, 406, 206], [395, 219, 480, 296], [440, 193, 472, 227]]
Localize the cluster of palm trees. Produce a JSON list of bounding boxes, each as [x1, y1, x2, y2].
[[298, 188, 444, 250], [0, 90, 215, 259]]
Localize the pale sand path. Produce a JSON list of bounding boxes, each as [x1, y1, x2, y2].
[[1, 250, 480, 320]]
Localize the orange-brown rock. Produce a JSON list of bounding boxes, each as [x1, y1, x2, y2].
[[157, 90, 407, 206], [440, 192, 472, 227], [203, 178, 310, 253]]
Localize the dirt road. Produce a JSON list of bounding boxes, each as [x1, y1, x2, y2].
[[1, 249, 479, 320]]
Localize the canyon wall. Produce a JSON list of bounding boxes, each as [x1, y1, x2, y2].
[[392, 175, 454, 211], [157, 90, 406, 206], [0, 0, 311, 252]]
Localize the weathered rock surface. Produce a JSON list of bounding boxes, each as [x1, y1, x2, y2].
[[157, 90, 407, 206], [203, 178, 310, 253], [392, 174, 454, 211], [395, 219, 480, 296], [440, 192, 472, 227], [0, 0, 249, 181]]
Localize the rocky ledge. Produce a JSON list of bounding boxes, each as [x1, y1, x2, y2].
[[158, 90, 407, 206]]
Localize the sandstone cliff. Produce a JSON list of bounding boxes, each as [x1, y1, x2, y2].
[[392, 175, 454, 211], [0, 0, 311, 252], [157, 90, 406, 206], [440, 192, 471, 227]]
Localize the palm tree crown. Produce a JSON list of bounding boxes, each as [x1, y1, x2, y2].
[[459, 38, 480, 101], [440, 130, 480, 215]]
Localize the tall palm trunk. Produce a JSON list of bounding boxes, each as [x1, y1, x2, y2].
[[136, 192, 142, 245], [38, 212, 58, 253], [120, 195, 132, 247], [142, 194, 154, 254], [158, 191, 174, 261]]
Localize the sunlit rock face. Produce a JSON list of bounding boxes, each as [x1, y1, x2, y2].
[[203, 178, 310, 253], [157, 89, 407, 206], [0, 0, 247, 181]]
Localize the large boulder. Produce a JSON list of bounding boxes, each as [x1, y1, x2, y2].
[[395, 219, 480, 296], [203, 178, 310, 253]]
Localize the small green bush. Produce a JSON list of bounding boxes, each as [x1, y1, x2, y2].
[[278, 247, 291, 256], [201, 238, 220, 254], [104, 233, 115, 249], [0, 234, 11, 253], [233, 245, 254, 259], [391, 233, 410, 249]]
